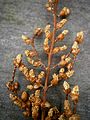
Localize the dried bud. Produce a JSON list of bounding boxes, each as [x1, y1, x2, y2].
[[71, 41, 80, 56], [67, 63, 73, 70], [29, 69, 35, 78], [64, 100, 72, 117], [63, 81, 71, 94], [75, 31, 84, 44], [56, 19, 67, 30], [27, 85, 34, 90], [23, 111, 30, 117], [35, 90, 40, 97], [14, 82, 19, 89], [69, 114, 80, 120], [25, 50, 37, 57], [56, 30, 69, 41], [63, 81, 70, 90], [71, 85, 79, 95], [45, 24, 51, 32], [53, 45, 67, 54], [44, 38, 50, 53], [33, 83, 41, 89], [45, 101, 51, 108], [16, 54, 22, 64], [66, 70, 74, 78], [51, 73, 59, 85], [59, 68, 65, 73], [21, 91, 28, 101], [59, 7, 70, 17], [60, 45, 67, 51], [38, 71, 45, 79], [33, 61, 42, 67], [34, 28, 43, 36], [22, 35, 33, 45], [58, 114, 65, 120], [70, 85, 79, 101]]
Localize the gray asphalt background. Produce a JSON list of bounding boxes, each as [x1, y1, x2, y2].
[[0, 0, 90, 120]]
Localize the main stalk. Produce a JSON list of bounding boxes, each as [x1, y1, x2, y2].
[[42, 2, 58, 120]]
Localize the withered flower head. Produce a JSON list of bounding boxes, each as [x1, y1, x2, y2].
[[22, 35, 33, 45], [16, 54, 22, 63], [34, 27, 43, 36], [51, 73, 59, 85], [63, 81, 70, 90], [59, 7, 70, 17], [70, 85, 79, 101], [71, 85, 79, 95], [76, 31, 84, 44], [21, 91, 28, 101], [56, 19, 67, 30]]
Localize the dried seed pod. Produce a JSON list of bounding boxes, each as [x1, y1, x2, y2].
[[59, 55, 71, 67], [33, 61, 42, 67], [56, 30, 69, 41], [22, 35, 33, 45], [70, 85, 79, 101], [45, 101, 51, 108], [14, 82, 19, 90], [33, 82, 41, 89], [56, 19, 67, 30], [48, 107, 59, 118], [13, 54, 22, 67], [34, 27, 43, 36], [38, 71, 45, 79], [32, 105, 39, 119], [43, 38, 50, 53], [71, 41, 80, 56], [66, 70, 74, 78], [27, 85, 34, 90], [64, 100, 72, 117], [51, 73, 59, 85], [67, 63, 73, 70], [53, 45, 67, 54], [25, 50, 37, 58], [59, 7, 70, 17], [21, 91, 28, 101], [23, 111, 30, 117], [69, 114, 80, 120], [75, 31, 84, 44], [63, 81, 71, 94], [58, 114, 65, 120]]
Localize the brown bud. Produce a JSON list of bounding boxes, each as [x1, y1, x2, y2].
[[21, 91, 28, 101], [59, 7, 70, 17], [14, 82, 19, 89], [64, 100, 72, 117], [75, 31, 84, 44], [22, 35, 33, 45], [69, 114, 80, 120], [70, 85, 79, 101], [56, 19, 67, 30], [34, 28, 43, 36]]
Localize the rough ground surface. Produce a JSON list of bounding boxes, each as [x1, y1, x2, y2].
[[0, 0, 90, 120]]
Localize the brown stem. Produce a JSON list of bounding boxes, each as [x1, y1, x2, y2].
[[66, 94, 68, 100], [41, 3, 58, 120], [11, 65, 17, 83], [73, 101, 77, 114]]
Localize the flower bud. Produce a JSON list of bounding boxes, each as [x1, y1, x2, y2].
[[59, 7, 70, 18]]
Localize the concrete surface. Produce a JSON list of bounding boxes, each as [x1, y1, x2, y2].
[[0, 0, 90, 120]]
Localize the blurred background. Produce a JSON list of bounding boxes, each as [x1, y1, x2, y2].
[[0, 0, 90, 120]]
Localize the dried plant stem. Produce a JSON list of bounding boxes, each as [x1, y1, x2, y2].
[[41, 3, 58, 120], [73, 102, 77, 114], [11, 65, 17, 82]]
